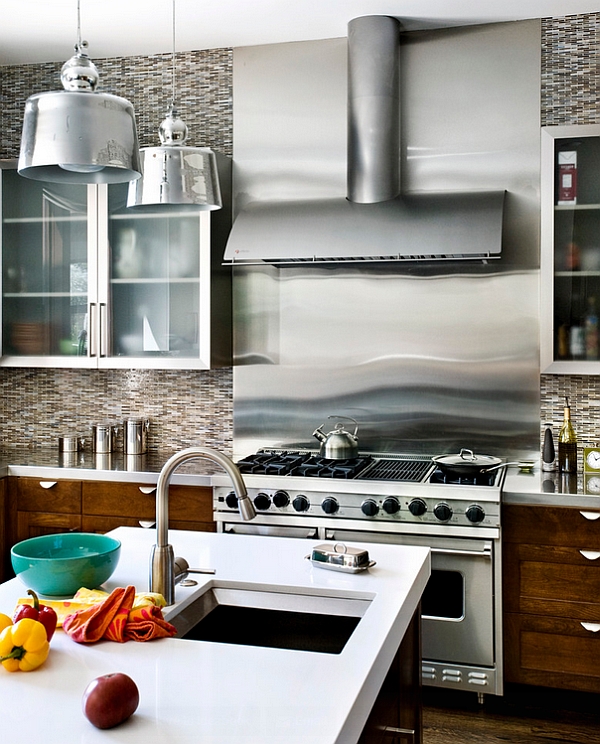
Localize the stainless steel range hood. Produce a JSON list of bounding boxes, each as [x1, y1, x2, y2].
[[224, 16, 506, 265]]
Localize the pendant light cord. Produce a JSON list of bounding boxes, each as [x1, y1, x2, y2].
[[170, 0, 177, 112]]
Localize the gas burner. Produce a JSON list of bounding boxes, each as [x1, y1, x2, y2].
[[428, 466, 499, 487], [236, 450, 372, 479]]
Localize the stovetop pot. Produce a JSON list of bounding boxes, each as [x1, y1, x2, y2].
[[432, 448, 504, 477], [313, 416, 359, 460]]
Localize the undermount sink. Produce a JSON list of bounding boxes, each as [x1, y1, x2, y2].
[[165, 582, 372, 654]]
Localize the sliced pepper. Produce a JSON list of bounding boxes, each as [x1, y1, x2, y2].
[[13, 589, 57, 641], [0, 618, 50, 672]]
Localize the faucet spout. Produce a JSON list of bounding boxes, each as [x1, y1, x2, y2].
[[150, 446, 255, 604]]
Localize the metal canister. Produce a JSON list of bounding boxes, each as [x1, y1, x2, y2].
[[123, 418, 149, 454], [91, 422, 119, 453], [58, 434, 85, 452]]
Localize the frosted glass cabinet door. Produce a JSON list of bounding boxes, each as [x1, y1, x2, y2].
[[1, 167, 90, 360], [106, 184, 204, 362]]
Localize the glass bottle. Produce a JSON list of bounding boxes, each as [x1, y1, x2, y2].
[[558, 397, 578, 473]]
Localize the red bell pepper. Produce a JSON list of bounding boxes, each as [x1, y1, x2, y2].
[[13, 590, 57, 642]]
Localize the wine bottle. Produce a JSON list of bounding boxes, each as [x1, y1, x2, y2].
[[558, 397, 578, 473]]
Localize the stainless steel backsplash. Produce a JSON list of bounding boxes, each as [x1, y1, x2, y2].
[[231, 20, 542, 459]]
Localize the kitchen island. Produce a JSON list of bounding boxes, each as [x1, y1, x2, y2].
[[0, 527, 430, 743]]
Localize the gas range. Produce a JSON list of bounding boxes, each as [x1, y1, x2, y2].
[[213, 449, 504, 537]]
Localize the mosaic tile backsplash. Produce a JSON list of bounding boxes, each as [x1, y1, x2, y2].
[[0, 48, 234, 452], [1, 16, 600, 454]]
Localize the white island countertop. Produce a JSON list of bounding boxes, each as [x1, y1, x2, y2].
[[0, 527, 430, 744]]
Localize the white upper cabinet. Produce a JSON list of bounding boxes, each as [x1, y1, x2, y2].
[[0, 156, 232, 369], [541, 125, 600, 374]]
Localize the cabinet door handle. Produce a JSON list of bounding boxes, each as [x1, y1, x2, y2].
[[89, 302, 98, 357], [139, 486, 156, 495], [99, 302, 108, 357], [580, 510, 600, 521], [580, 550, 600, 561], [139, 520, 155, 529], [581, 622, 600, 633], [39, 481, 57, 490]]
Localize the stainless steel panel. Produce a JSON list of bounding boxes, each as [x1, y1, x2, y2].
[[231, 20, 541, 460]]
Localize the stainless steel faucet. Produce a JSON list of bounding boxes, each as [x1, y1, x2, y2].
[[150, 446, 256, 604]]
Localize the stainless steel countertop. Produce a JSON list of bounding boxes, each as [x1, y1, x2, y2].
[[503, 464, 600, 509], [2, 452, 600, 509], [0, 448, 215, 486]]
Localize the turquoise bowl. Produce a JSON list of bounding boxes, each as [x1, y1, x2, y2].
[[11, 533, 121, 597]]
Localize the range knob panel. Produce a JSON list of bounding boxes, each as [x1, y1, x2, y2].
[[408, 498, 427, 516], [272, 490, 290, 508], [433, 502, 453, 522], [225, 491, 238, 509], [253, 492, 271, 511], [321, 497, 339, 515], [382, 497, 400, 515], [361, 499, 379, 517], [292, 495, 310, 512], [466, 504, 485, 523]]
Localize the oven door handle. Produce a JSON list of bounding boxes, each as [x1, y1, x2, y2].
[[430, 547, 492, 558]]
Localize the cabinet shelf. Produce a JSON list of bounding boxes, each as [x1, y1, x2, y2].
[[110, 277, 199, 285], [555, 203, 600, 211], [3, 292, 87, 298]]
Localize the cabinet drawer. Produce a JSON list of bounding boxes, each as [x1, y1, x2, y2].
[[503, 504, 600, 547], [503, 542, 600, 619], [82, 481, 214, 524], [504, 612, 600, 692], [81, 516, 215, 534], [16, 478, 82, 514], [16, 511, 82, 540]]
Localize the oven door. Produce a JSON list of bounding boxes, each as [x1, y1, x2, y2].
[[328, 530, 495, 668]]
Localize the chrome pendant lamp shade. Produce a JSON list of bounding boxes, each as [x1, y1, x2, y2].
[[127, 0, 221, 211], [17, 4, 141, 184]]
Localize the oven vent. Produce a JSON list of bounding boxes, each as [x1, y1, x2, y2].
[[359, 457, 432, 482]]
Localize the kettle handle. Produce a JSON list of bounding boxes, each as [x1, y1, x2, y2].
[[327, 415, 359, 437]]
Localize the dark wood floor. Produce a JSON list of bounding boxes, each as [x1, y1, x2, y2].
[[422, 684, 600, 744]]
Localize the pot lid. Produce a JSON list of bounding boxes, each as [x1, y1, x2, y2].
[[432, 449, 502, 467]]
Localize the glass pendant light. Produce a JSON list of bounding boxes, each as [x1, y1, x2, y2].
[[18, 1, 141, 184], [127, 0, 222, 211]]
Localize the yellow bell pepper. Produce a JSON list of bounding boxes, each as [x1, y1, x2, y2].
[[0, 618, 50, 672], [0, 613, 12, 634]]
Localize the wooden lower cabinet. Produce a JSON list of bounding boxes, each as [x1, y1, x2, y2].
[[82, 481, 215, 533], [358, 607, 422, 744], [503, 504, 600, 693], [4, 476, 215, 580]]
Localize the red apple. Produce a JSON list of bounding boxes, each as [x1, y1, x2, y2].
[[82, 672, 140, 729]]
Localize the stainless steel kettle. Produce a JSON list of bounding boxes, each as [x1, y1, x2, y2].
[[312, 416, 359, 459]]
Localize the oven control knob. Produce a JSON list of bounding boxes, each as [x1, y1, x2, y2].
[[361, 499, 379, 517], [272, 490, 290, 508], [225, 491, 238, 509], [434, 502, 453, 522], [466, 504, 485, 523], [408, 498, 427, 516], [292, 495, 310, 512], [321, 497, 339, 515], [382, 497, 400, 515], [253, 492, 271, 511]]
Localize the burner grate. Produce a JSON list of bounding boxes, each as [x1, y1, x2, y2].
[[359, 458, 432, 482]]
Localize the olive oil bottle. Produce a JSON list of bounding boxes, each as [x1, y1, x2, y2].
[[558, 397, 578, 473]]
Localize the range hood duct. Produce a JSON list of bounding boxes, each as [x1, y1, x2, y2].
[[224, 16, 506, 265], [348, 16, 400, 204]]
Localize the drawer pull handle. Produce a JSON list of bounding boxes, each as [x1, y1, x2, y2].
[[581, 622, 600, 633], [580, 550, 600, 561], [580, 511, 600, 521], [138, 486, 156, 495], [139, 520, 155, 529], [39, 481, 57, 490]]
